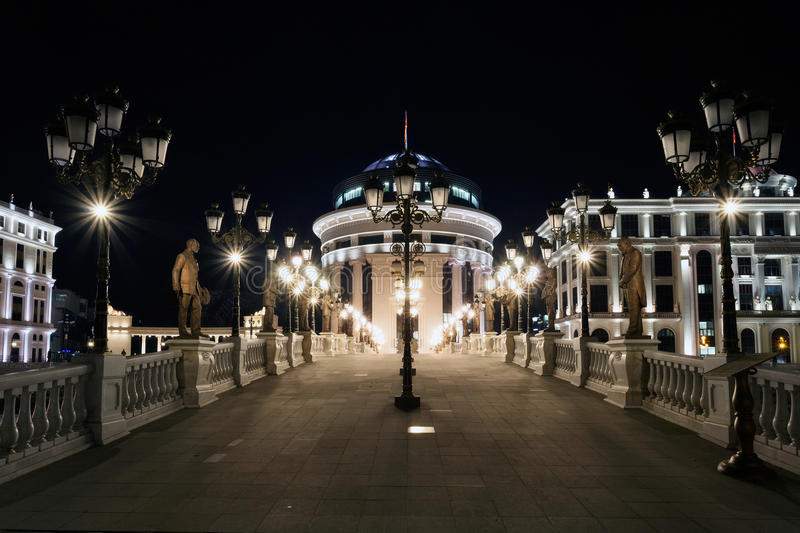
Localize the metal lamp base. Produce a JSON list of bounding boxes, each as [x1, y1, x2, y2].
[[717, 452, 772, 481], [394, 395, 421, 411]]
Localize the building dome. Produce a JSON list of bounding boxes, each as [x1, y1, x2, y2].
[[333, 151, 482, 210]]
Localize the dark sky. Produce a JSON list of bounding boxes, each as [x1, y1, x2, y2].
[[3, 3, 799, 325]]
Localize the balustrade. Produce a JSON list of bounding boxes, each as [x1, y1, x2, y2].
[[120, 351, 182, 423]]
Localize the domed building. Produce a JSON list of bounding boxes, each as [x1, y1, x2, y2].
[[313, 151, 501, 352]]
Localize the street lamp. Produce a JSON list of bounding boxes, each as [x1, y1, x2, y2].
[[545, 184, 617, 337], [205, 185, 270, 337], [363, 151, 450, 411], [657, 81, 783, 477], [521, 228, 537, 333], [45, 87, 171, 354]]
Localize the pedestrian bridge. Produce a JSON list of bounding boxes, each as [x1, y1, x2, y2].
[[1, 333, 800, 532]]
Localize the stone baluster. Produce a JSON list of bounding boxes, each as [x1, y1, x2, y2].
[[660, 363, 671, 403], [788, 385, 800, 448], [128, 368, 138, 413], [46, 380, 63, 440], [772, 382, 791, 444], [751, 378, 763, 434], [149, 363, 158, 404], [142, 365, 153, 407], [673, 365, 684, 407], [681, 367, 692, 409], [169, 359, 179, 399], [646, 359, 655, 398], [61, 377, 76, 436], [691, 368, 703, 414], [135, 366, 146, 410], [760, 380, 777, 440], [157, 362, 167, 402], [0, 389, 19, 453], [31, 382, 49, 446], [699, 369, 709, 415], [653, 362, 663, 400], [15, 386, 33, 452], [121, 369, 130, 414]]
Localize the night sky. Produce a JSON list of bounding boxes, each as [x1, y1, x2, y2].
[[3, 3, 799, 326]]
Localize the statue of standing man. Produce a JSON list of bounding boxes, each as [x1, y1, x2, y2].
[[542, 267, 557, 331], [172, 238, 209, 338], [618, 237, 647, 338]]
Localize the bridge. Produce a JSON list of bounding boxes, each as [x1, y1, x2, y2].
[[1, 331, 800, 532]]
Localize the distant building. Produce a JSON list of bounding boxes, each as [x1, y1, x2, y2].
[[50, 288, 90, 354], [535, 173, 800, 362], [0, 196, 60, 362]]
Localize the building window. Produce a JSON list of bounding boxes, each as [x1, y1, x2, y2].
[[738, 284, 753, 310], [764, 259, 781, 277], [392, 233, 422, 243], [588, 214, 602, 232], [561, 291, 567, 314], [590, 328, 609, 342], [442, 262, 452, 314], [741, 329, 756, 354], [737, 257, 752, 276], [36, 249, 41, 273], [695, 213, 711, 236], [561, 261, 567, 284], [335, 239, 351, 250], [42, 251, 47, 274], [620, 214, 639, 237], [0, 238, 3, 263], [589, 284, 608, 312], [15, 243, 24, 269], [358, 235, 383, 246], [696, 250, 715, 355], [571, 256, 577, 279], [572, 287, 578, 310], [589, 251, 607, 277], [764, 213, 785, 236], [431, 234, 457, 245], [653, 251, 672, 277], [657, 329, 676, 353], [12, 296, 23, 321], [735, 215, 750, 236], [0, 215, 4, 228], [655, 285, 674, 312], [362, 263, 372, 321], [772, 329, 790, 363], [342, 187, 362, 203], [653, 214, 671, 237], [17, 222, 25, 235], [765, 285, 783, 310]]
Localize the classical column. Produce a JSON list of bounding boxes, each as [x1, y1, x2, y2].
[[25, 279, 33, 322], [352, 261, 363, 313], [755, 257, 766, 309], [156, 336, 162, 352], [610, 248, 621, 312], [451, 262, 463, 312], [754, 212, 764, 236], [643, 248, 654, 313], [679, 245, 695, 355], [140, 335, 146, 355], [44, 281, 54, 326]]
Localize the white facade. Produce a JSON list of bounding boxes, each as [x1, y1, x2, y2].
[[536, 183, 800, 362], [0, 198, 60, 362], [314, 203, 501, 352]]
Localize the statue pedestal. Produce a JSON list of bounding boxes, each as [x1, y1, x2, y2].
[[72, 352, 129, 444], [300, 331, 313, 363], [604, 337, 660, 408], [483, 332, 498, 356], [256, 331, 283, 375], [532, 330, 564, 376], [166, 338, 219, 408], [319, 332, 335, 356], [504, 330, 520, 363]]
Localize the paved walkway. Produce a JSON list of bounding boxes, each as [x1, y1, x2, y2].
[[2, 353, 800, 532]]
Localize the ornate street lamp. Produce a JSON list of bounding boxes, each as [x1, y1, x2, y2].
[[205, 185, 270, 337], [521, 227, 536, 333], [657, 81, 783, 478], [363, 152, 450, 410], [545, 185, 617, 337], [45, 87, 171, 354]]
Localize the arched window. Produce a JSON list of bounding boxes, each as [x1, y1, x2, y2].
[[772, 329, 790, 363], [590, 328, 609, 343], [741, 328, 756, 354], [10, 333, 21, 362], [696, 251, 715, 355], [657, 328, 676, 353], [573, 330, 579, 338], [13, 280, 23, 287]]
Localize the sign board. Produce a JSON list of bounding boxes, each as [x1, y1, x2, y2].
[[704, 353, 778, 379]]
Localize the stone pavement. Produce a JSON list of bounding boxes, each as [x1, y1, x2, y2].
[[2, 352, 800, 532]]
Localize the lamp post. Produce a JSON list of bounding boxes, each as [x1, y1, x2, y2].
[[363, 149, 450, 411], [545, 185, 617, 337], [657, 81, 782, 477], [521, 227, 536, 333], [204, 186, 271, 337], [45, 87, 171, 354], [493, 249, 539, 333]]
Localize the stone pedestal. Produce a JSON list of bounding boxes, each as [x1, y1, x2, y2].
[[231, 336, 250, 387], [505, 330, 520, 363], [166, 338, 219, 408], [257, 331, 282, 375], [319, 332, 335, 356], [300, 330, 313, 363], [346, 336, 355, 353], [483, 332, 498, 356], [531, 330, 564, 376], [72, 352, 129, 444], [604, 337, 660, 408], [701, 355, 737, 448]]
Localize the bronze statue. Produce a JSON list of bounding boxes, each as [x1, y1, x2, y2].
[[503, 293, 518, 331], [618, 237, 647, 337], [321, 294, 335, 332], [542, 267, 557, 330], [472, 302, 481, 333], [298, 294, 311, 331], [172, 238, 209, 338], [484, 294, 496, 331], [262, 279, 281, 333]]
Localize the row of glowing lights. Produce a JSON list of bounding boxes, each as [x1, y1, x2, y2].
[[487, 256, 540, 295], [340, 304, 385, 346], [430, 304, 476, 346]]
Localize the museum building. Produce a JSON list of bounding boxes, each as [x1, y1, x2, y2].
[[313, 152, 501, 352], [535, 173, 800, 362]]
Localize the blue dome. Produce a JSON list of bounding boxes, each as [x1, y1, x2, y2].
[[363, 152, 450, 172]]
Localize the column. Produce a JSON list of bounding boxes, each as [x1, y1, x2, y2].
[[679, 245, 695, 355], [610, 249, 620, 312], [156, 336, 162, 352], [140, 335, 146, 354], [755, 257, 765, 309], [679, 212, 687, 236], [44, 281, 54, 325], [24, 279, 33, 321], [789, 212, 797, 237], [22, 330, 30, 362], [451, 262, 463, 312], [759, 322, 770, 353], [352, 261, 363, 313], [754, 212, 764, 236], [643, 248, 654, 313], [4, 274, 11, 319], [785, 257, 796, 310], [642, 213, 651, 238]]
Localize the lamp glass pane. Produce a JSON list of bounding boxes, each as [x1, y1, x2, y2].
[[46, 132, 74, 166], [66, 115, 97, 151], [97, 104, 125, 136], [141, 136, 169, 167], [661, 129, 691, 163], [703, 98, 734, 132], [736, 109, 770, 148], [758, 132, 782, 165]]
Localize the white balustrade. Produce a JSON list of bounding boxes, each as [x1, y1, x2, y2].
[[121, 350, 183, 429], [211, 342, 236, 390], [244, 338, 267, 376], [554, 340, 577, 376], [750, 367, 800, 466], [585, 342, 614, 392], [641, 351, 707, 433]]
